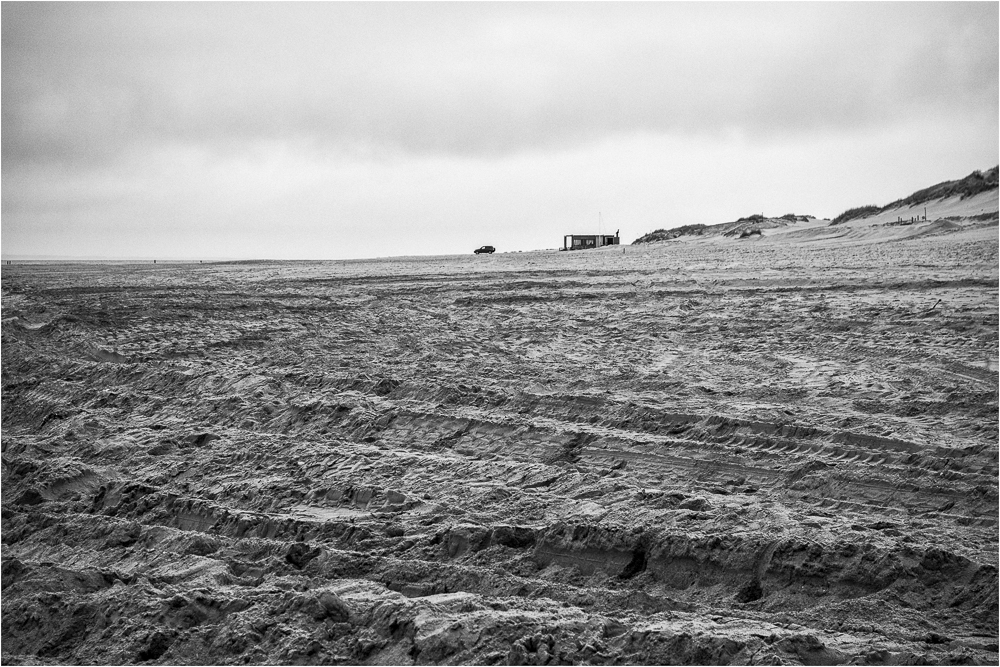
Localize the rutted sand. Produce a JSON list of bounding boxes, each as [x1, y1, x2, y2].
[[2, 219, 998, 665]]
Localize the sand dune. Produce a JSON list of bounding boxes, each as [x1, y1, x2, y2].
[[834, 189, 999, 228]]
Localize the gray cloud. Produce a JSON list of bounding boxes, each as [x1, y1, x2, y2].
[[3, 2, 997, 260], [3, 2, 996, 169]]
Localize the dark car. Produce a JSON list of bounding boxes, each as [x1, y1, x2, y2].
[[474, 245, 495, 254]]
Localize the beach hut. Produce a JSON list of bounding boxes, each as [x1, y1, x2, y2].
[[562, 230, 620, 250]]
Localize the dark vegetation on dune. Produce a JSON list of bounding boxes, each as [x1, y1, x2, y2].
[[633, 166, 999, 242], [631, 224, 708, 244], [828, 206, 881, 226], [831, 167, 1000, 225], [632, 214, 812, 245]]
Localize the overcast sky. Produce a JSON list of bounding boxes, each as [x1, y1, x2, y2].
[[3, 2, 997, 259]]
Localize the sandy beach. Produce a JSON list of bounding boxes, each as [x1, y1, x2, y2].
[[2, 211, 997, 665]]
